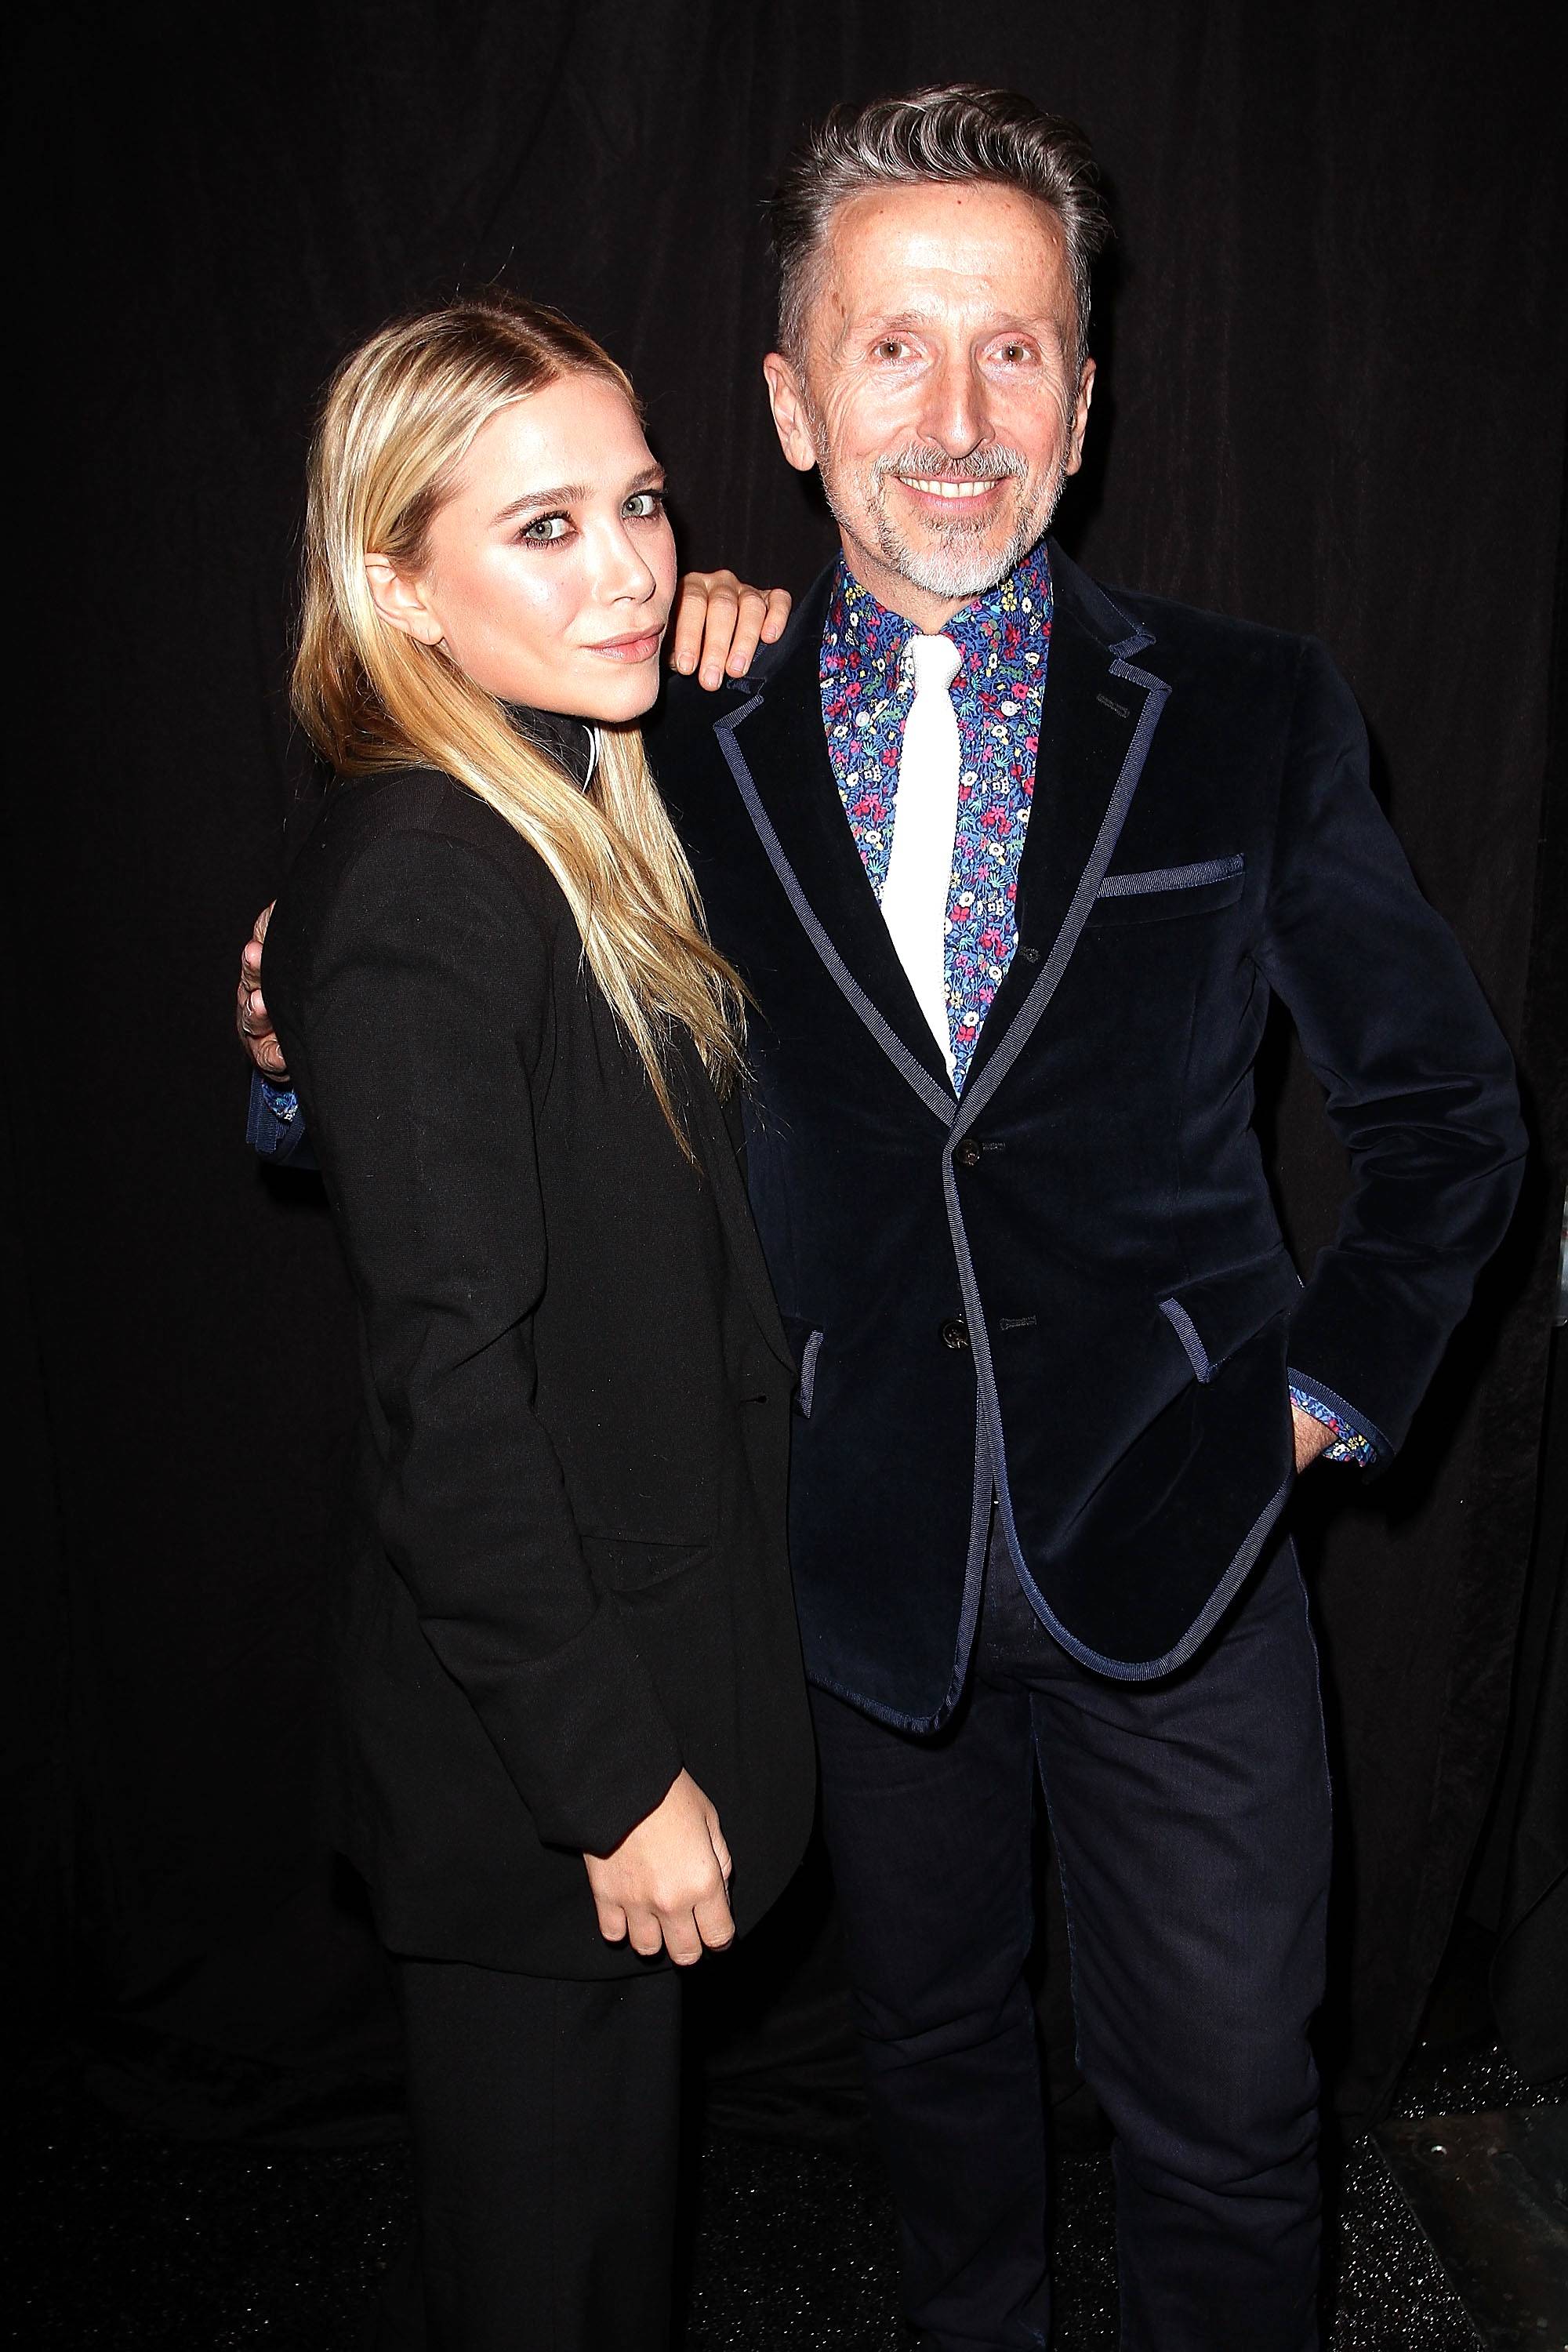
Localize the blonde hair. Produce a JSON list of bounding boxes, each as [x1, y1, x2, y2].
[[292, 291, 746, 1142]]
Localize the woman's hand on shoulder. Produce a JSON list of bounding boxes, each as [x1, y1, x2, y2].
[[583, 1767, 735, 1965], [668, 571, 791, 692]]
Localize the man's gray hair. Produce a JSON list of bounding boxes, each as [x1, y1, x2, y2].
[[768, 85, 1111, 372]]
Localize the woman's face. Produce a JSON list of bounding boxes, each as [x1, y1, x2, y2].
[[373, 373, 679, 721]]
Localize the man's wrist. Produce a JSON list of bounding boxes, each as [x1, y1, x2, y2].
[[1287, 1376, 1381, 1468]]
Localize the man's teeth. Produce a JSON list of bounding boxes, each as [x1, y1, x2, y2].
[[899, 477, 997, 499]]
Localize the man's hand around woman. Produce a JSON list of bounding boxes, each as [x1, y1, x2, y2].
[[583, 1768, 735, 1965]]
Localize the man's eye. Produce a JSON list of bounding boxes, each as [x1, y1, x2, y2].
[[520, 514, 572, 543], [996, 343, 1037, 365], [623, 490, 666, 519], [874, 339, 909, 361]]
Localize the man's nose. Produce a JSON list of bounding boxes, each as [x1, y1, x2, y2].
[[916, 354, 991, 459]]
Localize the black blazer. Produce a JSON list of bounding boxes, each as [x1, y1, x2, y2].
[[652, 544, 1526, 1726], [264, 768, 815, 1977]]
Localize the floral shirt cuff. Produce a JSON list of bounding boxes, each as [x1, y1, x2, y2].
[[1287, 1374, 1382, 1467], [245, 1069, 316, 1168]]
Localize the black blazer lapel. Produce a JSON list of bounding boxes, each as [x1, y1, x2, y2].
[[957, 543, 1171, 1123], [712, 572, 956, 1126], [679, 1054, 797, 1375]]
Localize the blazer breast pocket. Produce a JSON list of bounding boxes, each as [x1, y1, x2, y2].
[[581, 1534, 711, 1593], [1087, 854, 1245, 926]]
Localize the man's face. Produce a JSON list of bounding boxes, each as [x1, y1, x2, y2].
[[764, 181, 1094, 628]]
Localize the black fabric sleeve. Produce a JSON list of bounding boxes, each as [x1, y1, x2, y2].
[[282, 826, 684, 1853], [1258, 640, 1527, 1456]]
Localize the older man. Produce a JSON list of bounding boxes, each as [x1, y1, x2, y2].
[[244, 85, 1523, 2352]]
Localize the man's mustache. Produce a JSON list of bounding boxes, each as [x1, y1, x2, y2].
[[873, 444, 1029, 483]]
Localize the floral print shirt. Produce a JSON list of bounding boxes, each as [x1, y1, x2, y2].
[[819, 539, 1053, 1094]]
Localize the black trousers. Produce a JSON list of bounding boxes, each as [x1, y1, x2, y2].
[[374, 1956, 684, 2352], [810, 1529, 1331, 2352]]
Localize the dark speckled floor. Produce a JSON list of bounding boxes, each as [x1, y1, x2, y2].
[[9, 2040, 1561, 2347]]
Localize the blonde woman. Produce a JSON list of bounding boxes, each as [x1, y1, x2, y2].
[[261, 292, 815, 2350]]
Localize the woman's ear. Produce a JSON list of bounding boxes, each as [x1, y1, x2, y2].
[[365, 553, 445, 644]]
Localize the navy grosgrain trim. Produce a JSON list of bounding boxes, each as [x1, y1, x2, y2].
[[713, 699, 956, 1128], [805, 1411, 995, 1735], [1286, 1368, 1388, 1461], [797, 1329, 824, 1417], [1159, 1297, 1213, 1382], [944, 1120, 1294, 1675], [949, 628, 1169, 1144], [1008, 1471, 1296, 1681], [1097, 853, 1243, 898]]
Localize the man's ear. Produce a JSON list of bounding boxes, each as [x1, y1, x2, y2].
[[762, 353, 820, 475], [1063, 358, 1096, 479], [365, 553, 445, 644]]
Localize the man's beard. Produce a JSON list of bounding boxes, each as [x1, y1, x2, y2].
[[813, 426, 1065, 602]]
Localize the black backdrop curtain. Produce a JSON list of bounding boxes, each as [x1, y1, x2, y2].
[[7, 0, 1565, 2144]]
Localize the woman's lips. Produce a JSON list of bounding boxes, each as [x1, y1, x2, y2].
[[584, 627, 664, 662]]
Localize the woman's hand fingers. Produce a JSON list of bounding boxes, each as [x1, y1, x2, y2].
[[667, 572, 720, 678], [662, 1910, 707, 1966], [668, 572, 793, 692], [706, 1809, 733, 1885], [694, 572, 742, 690], [694, 1883, 736, 1953], [592, 1896, 630, 1945], [626, 1904, 670, 1961], [581, 1770, 735, 1964]]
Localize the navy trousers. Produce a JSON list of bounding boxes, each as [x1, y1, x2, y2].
[[809, 1527, 1331, 2352]]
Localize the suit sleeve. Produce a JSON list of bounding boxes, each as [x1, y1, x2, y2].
[[1258, 639, 1526, 1457], [279, 827, 684, 1853]]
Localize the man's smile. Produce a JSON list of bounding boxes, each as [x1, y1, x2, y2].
[[896, 474, 1003, 501]]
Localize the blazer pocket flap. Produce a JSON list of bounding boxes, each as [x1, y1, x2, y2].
[[581, 1535, 710, 1592], [779, 1316, 826, 1415], [1159, 1248, 1301, 1383], [1091, 855, 1244, 924]]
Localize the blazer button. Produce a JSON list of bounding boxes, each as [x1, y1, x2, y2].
[[939, 1316, 970, 1352], [954, 1138, 982, 1169]]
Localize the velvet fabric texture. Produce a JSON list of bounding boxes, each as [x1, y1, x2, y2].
[[655, 548, 1526, 1724], [263, 769, 815, 1976]]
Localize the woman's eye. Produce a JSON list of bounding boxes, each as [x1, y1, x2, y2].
[[520, 514, 572, 544], [623, 489, 666, 519]]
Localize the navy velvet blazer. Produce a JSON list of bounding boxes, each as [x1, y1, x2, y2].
[[650, 543, 1526, 1729]]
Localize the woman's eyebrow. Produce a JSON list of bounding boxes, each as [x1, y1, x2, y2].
[[490, 463, 666, 528], [490, 481, 587, 524]]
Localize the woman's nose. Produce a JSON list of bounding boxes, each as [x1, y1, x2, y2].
[[593, 522, 659, 604]]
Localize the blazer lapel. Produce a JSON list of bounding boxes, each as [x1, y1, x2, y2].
[[677, 1045, 796, 1374], [956, 543, 1171, 1125], [713, 572, 957, 1126]]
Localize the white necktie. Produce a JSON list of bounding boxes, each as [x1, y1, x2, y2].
[[880, 633, 963, 1074]]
